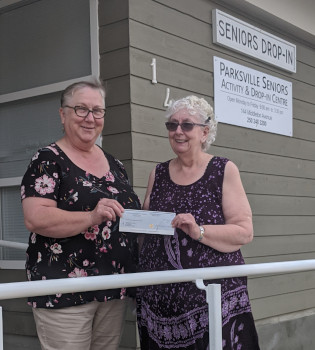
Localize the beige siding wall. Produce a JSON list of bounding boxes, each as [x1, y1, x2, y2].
[[245, 0, 315, 36], [124, 0, 315, 326], [99, 0, 134, 182]]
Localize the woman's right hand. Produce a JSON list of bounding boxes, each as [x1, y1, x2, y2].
[[90, 198, 124, 226], [22, 197, 124, 238]]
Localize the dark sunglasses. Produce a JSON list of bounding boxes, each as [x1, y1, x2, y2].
[[165, 121, 207, 132]]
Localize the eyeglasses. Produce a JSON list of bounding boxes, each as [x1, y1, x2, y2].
[[165, 121, 207, 132], [64, 105, 106, 119]]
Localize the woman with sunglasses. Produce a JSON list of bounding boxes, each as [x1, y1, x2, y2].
[[21, 79, 140, 350], [136, 96, 260, 350]]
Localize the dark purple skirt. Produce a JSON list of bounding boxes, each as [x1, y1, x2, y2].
[[138, 312, 260, 350]]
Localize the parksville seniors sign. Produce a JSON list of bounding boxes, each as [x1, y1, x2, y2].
[[212, 9, 296, 73], [214, 56, 292, 136]]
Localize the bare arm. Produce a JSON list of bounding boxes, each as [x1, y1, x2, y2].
[[171, 161, 253, 253], [22, 197, 124, 238]]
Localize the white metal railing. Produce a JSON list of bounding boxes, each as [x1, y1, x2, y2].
[[0, 240, 28, 250], [0, 241, 315, 350]]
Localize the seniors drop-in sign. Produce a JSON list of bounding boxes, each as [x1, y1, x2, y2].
[[213, 56, 293, 137], [212, 9, 296, 73]]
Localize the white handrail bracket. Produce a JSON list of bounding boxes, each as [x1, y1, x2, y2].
[[196, 281, 222, 350], [0, 306, 3, 350]]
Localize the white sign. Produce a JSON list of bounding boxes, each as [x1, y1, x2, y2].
[[212, 9, 296, 73], [214, 56, 292, 136]]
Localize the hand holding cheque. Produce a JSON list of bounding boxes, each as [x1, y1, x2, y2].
[[119, 209, 175, 235]]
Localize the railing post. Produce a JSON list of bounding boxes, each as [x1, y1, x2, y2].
[[0, 306, 3, 350], [195, 280, 222, 350]]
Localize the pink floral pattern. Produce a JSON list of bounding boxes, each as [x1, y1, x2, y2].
[[68, 267, 88, 278], [83, 225, 99, 240], [105, 171, 115, 182], [22, 143, 140, 309], [34, 174, 55, 195], [107, 186, 119, 194]]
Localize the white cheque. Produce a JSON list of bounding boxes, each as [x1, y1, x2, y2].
[[119, 209, 176, 235]]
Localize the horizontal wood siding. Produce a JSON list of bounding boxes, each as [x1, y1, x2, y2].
[[99, 0, 135, 184], [128, 0, 315, 324]]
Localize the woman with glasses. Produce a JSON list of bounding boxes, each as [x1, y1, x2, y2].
[[21, 80, 140, 350], [136, 96, 260, 350]]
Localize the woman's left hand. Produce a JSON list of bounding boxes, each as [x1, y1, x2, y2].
[[171, 213, 200, 240]]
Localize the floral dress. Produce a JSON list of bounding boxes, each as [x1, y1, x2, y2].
[[21, 143, 141, 309], [136, 157, 260, 349]]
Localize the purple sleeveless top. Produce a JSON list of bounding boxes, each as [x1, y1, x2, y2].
[[137, 157, 252, 348]]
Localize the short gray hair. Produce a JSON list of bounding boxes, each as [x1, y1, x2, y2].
[[60, 79, 106, 107], [165, 95, 218, 151]]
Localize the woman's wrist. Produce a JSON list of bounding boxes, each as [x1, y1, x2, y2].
[[197, 225, 205, 242], [87, 211, 94, 228]]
